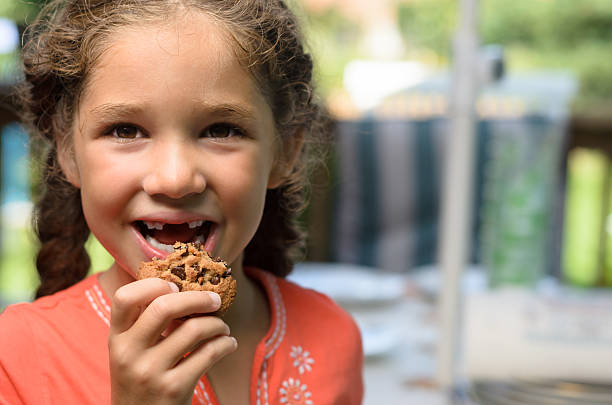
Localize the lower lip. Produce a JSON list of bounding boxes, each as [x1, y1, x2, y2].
[[132, 226, 172, 260], [203, 223, 218, 254]]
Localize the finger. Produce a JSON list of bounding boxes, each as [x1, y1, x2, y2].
[[110, 278, 178, 334], [128, 290, 221, 346], [161, 319, 183, 338], [155, 316, 230, 368], [167, 335, 238, 386]]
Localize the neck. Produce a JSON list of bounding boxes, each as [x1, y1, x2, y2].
[[221, 260, 269, 337], [98, 262, 135, 298]]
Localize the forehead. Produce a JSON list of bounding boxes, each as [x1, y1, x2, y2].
[[79, 11, 266, 111]]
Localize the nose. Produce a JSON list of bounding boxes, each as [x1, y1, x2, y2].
[[142, 140, 206, 199]]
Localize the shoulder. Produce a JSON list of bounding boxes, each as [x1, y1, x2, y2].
[[0, 274, 104, 347], [267, 272, 363, 356], [257, 271, 364, 403], [0, 303, 42, 402], [0, 302, 36, 345], [246, 267, 363, 351], [0, 275, 108, 402], [278, 276, 358, 325], [1, 274, 100, 321], [252, 268, 357, 324]]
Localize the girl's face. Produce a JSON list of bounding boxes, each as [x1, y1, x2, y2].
[[64, 12, 284, 277]]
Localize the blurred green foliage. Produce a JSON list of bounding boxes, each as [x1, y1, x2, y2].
[[480, 0, 612, 48], [397, 0, 456, 62], [562, 149, 610, 287], [396, 0, 612, 113], [6, 0, 612, 110], [301, 6, 362, 99], [0, 226, 113, 307], [0, 0, 45, 22]]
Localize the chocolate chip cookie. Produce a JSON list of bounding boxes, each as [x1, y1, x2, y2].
[[137, 242, 236, 315]]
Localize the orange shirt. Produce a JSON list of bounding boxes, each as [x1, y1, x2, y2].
[[0, 267, 363, 405]]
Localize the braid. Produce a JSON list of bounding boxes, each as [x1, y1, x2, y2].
[[33, 147, 90, 298]]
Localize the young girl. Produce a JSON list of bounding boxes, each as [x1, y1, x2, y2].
[[0, 0, 364, 404]]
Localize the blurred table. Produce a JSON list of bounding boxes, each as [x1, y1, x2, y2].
[[361, 296, 445, 404], [313, 263, 612, 404]]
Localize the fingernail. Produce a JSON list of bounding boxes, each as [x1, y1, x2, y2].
[[168, 282, 180, 293], [209, 292, 221, 307]]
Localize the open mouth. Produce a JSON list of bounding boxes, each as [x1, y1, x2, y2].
[[135, 220, 213, 253]]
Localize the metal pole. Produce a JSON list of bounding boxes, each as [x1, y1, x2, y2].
[[437, 0, 480, 399]]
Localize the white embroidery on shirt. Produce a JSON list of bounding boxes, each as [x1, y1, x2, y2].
[[262, 362, 270, 405], [195, 381, 213, 405], [290, 346, 314, 374], [263, 273, 287, 358], [85, 289, 109, 326], [93, 283, 111, 313], [194, 387, 206, 405], [257, 273, 287, 405], [279, 378, 313, 405]]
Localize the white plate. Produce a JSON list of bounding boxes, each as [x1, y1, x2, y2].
[[289, 262, 406, 306], [410, 265, 488, 297], [359, 322, 402, 358]]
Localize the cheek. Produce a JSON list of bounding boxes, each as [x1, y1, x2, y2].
[[81, 183, 125, 219], [78, 152, 139, 219], [224, 170, 267, 214], [220, 154, 272, 224]]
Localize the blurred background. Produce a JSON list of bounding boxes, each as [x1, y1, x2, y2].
[[2, 0, 612, 404]]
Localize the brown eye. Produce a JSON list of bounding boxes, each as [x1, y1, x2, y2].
[[111, 125, 141, 139], [203, 123, 244, 139]]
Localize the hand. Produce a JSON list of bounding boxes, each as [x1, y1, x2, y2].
[[108, 278, 237, 405]]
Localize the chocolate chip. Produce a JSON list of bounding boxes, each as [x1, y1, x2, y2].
[[196, 268, 206, 285], [210, 275, 220, 285], [192, 263, 200, 271], [173, 281, 183, 292], [180, 249, 189, 257], [222, 268, 232, 278], [171, 265, 186, 280]]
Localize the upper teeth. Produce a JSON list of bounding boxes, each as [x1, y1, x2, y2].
[[144, 221, 164, 230], [143, 220, 204, 230], [188, 220, 204, 229]]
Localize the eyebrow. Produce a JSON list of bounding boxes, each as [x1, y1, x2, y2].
[[205, 102, 258, 122], [88, 102, 258, 122], [88, 103, 144, 120]]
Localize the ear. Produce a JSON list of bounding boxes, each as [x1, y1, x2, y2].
[[57, 142, 81, 188], [267, 128, 305, 189]]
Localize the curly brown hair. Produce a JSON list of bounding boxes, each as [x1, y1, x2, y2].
[[17, 0, 329, 298]]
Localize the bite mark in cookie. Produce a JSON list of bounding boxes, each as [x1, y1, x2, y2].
[[137, 242, 236, 315]]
